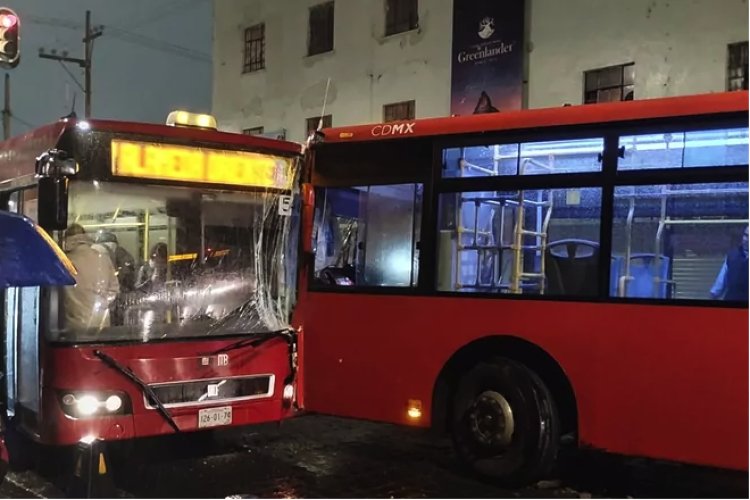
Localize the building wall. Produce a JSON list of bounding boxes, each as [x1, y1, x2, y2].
[[528, 0, 749, 108], [212, 0, 748, 141]]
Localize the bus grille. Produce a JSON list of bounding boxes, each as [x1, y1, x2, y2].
[[146, 375, 273, 408]]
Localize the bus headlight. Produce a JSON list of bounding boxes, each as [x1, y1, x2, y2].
[[105, 395, 123, 412], [58, 391, 131, 418], [76, 395, 100, 416]]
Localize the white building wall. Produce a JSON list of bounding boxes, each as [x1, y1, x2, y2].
[[528, 0, 749, 108], [213, 0, 748, 141]]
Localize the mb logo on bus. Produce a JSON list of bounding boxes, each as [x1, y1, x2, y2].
[[200, 354, 229, 366], [371, 123, 415, 137]]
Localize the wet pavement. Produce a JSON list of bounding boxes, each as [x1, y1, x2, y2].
[[1, 415, 747, 498]]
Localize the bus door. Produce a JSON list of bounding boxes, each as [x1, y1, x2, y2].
[[3, 189, 42, 423]]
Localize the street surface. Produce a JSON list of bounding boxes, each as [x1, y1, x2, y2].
[[1, 415, 746, 498]]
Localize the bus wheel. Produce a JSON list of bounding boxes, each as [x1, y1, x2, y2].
[[451, 357, 559, 487]]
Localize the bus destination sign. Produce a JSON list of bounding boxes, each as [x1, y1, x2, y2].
[[110, 139, 294, 190]]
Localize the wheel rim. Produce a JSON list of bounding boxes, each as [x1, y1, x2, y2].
[[467, 390, 514, 449]]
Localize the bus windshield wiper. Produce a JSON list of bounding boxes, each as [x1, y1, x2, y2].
[[93, 349, 180, 433], [204, 329, 299, 394], [206, 328, 294, 355]]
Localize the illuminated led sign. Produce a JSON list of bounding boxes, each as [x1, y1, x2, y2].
[[111, 139, 294, 190]]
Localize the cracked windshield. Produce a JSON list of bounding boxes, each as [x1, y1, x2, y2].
[[56, 179, 298, 343]]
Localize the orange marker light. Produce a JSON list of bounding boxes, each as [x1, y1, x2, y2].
[[407, 399, 422, 419]]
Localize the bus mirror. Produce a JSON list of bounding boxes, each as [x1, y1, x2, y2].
[[37, 176, 69, 231], [301, 183, 315, 254], [35, 149, 77, 177], [35, 149, 74, 231]]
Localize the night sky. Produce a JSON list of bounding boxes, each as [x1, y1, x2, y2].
[[1, 0, 212, 135]]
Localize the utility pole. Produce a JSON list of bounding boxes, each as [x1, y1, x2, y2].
[[38, 10, 102, 118], [2, 73, 9, 139]]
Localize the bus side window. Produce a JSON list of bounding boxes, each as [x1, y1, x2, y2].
[[618, 127, 749, 171], [611, 182, 748, 301], [437, 187, 603, 296], [313, 184, 422, 288]]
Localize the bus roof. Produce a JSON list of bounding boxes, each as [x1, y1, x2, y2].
[[83, 118, 303, 155], [0, 117, 303, 185], [320, 91, 748, 144], [0, 118, 303, 156]]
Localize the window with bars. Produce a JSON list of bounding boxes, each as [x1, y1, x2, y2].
[[306, 114, 333, 135], [243, 126, 264, 135], [383, 100, 415, 122], [584, 63, 635, 104], [309, 2, 335, 56], [385, 0, 418, 36], [243, 23, 265, 73], [727, 42, 748, 91]]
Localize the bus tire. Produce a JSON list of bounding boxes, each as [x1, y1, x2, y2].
[[451, 357, 560, 487]]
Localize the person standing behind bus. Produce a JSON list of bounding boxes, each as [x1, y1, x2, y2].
[[710, 226, 748, 301], [63, 224, 120, 331]]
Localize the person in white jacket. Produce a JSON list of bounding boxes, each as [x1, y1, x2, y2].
[[63, 224, 120, 332]]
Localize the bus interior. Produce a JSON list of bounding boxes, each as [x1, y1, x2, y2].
[[313, 126, 748, 302], [55, 179, 297, 343]]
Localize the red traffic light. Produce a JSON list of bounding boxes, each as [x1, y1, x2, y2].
[[0, 13, 17, 29], [0, 7, 20, 68]]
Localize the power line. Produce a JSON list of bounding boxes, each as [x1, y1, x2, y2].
[[11, 114, 34, 129], [26, 14, 210, 63], [26, 15, 80, 31], [105, 25, 210, 62], [38, 11, 102, 118], [127, 0, 206, 31], [57, 59, 84, 92]]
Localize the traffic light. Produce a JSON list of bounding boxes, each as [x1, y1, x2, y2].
[[0, 7, 19, 68]]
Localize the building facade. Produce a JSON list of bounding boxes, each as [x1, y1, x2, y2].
[[212, 0, 748, 142]]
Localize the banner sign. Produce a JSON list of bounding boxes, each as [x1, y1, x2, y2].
[[450, 0, 525, 116]]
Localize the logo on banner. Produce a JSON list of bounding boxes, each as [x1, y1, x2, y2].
[[478, 17, 495, 39], [450, 0, 524, 115]]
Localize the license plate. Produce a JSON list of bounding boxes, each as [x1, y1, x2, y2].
[[198, 406, 232, 428]]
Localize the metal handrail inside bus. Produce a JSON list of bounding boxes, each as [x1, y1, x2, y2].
[[617, 184, 748, 298]]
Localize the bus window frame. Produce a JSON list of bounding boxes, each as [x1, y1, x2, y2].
[[308, 111, 748, 309]]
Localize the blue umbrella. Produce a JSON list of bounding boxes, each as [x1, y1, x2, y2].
[[0, 210, 76, 288]]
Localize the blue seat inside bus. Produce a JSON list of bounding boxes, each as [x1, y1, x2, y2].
[[609, 253, 671, 298], [545, 239, 599, 296], [626, 253, 671, 298]]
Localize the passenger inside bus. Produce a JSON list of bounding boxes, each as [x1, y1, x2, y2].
[[62, 224, 120, 331], [94, 231, 136, 292], [710, 226, 749, 301], [135, 242, 168, 292]]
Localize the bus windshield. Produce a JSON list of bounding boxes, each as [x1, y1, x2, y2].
[[52, 180, 298, 343]]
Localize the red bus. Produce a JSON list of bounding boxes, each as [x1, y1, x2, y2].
[[296, 92, 748, 485], [0, 112, 303, 453]]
